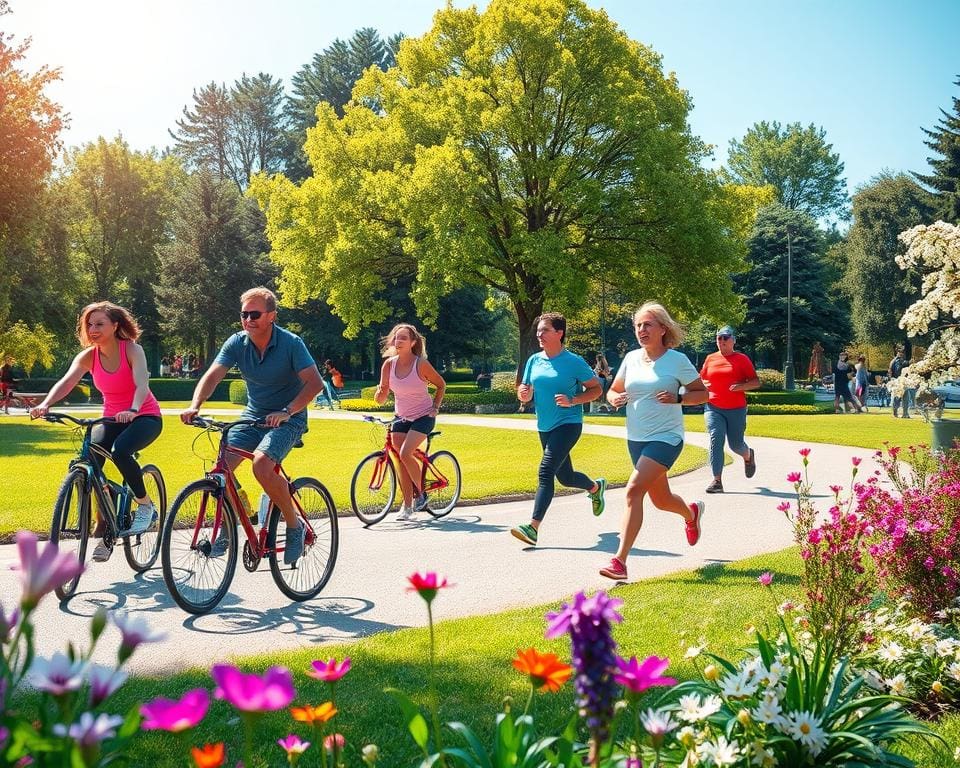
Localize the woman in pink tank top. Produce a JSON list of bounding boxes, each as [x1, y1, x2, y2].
[[374, 323, 446, 519], [32, 302, 163, 561]]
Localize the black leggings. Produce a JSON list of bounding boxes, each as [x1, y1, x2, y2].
[[533, 423, 595, 522], [90, 416, 163, 498]]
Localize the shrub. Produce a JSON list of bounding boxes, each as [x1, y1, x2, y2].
[[440, 391, 515, 413], [491, 371, 517, 393], [746, 390, 814, 405], [756, 368, 785, 390], [339, 398, 391, 412], [439, 369, 476, 382], [148, 378, 233, 402], [359, 385, 380, 400], [16, 377, 90, 404], [746, 404, 823, 415], [228, 380, 247, 405]]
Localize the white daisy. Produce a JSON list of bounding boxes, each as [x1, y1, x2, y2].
[[878, 641, 904, 662], [785, 710, 827, 756], [752, 695, 783, 725], [720, 667, 760, 699], [678, 694, 704, 722], [885, 672, 910, 696], [700, 735, 740, 766]]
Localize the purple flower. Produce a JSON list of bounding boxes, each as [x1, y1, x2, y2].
[[140, 688, 210, 732], [613, 655, 676, 694], [112, 612, 165, 662], [14, 531, 85, 611], [758, 572, 774, 586], [29, 652, 87, 696], [52, 712, 124, 746], [212, 664, 295, 713], [307, 658, 351, 682], [87, 664, 127, 707], [278, 734, 311, 757], [0, 602, 19, 643], [545, 591, 622, 747]]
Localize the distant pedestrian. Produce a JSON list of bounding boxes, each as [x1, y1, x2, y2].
[[854, 355, 870, 411], [511, 313, 606, 547], [592, 353, 613, 413], [699, 325, 760, 494], [599, 303, 708, 582], [833, 352, 861, 414], [888, 347, 909, 418]]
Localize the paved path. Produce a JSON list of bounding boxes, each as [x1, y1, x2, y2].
[[0, 412, 870, 676]]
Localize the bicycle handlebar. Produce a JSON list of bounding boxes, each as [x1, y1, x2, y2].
[[41, 413, 116, 427], [361, 414, 401, 427], [189, 416, 270, 431]]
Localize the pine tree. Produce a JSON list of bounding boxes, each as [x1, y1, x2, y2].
[[915, 76, 960, 224]]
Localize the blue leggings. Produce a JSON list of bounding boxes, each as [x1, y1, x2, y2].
[[704, 404, 749, 477], [533, 423, 595, 522]]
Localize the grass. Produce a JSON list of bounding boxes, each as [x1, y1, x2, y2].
[[579, 410, 934, 452], [17, 546, 955, 766], [0, 413, 707, 537]]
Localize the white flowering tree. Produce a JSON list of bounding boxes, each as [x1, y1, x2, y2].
[[892, 221, 960, 408]]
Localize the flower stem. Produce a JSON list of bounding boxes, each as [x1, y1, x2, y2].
[[426, 603, 447, 768]]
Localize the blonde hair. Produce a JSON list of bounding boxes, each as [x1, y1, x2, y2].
[[76, 302, 141, 347], [240, 286, 277, 312], [381, 323, 427, 358], [634, 302, 685, 349]]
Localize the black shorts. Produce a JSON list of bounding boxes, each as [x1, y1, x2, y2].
[[391, 414, 436, 435]]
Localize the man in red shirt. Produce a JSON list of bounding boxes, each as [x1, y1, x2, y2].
[[699, 326, 761, 493]]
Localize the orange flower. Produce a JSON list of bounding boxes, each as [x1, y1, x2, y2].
[[512, 647, 572, 692], [290, 702, 338, 724], [191, 742, 225, 768]]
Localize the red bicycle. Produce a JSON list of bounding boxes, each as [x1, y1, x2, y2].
[[160, 417, 339, 614], [349, 415, 461, 525]]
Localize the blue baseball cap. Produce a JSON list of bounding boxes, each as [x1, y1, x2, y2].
[[716, 325, 736, 338]]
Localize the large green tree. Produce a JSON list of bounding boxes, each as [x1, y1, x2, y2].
[[735, 204, 851, 373], [283, 27, 402, 181], [59, 137, 181, 300], [0, 0, 64, 347], [915, 76, 960, 224], [156, 172, 275, 360], [842, 173, 932, 349], [727, 121, 848, 220], [252, 0, 748, 375]]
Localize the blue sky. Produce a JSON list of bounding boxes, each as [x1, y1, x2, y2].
[[7, 0, 959, 194]]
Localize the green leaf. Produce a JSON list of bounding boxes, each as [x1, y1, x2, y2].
[[385, 687, 431, 752]]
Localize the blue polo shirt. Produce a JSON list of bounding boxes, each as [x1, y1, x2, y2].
[[214, 325, 315, 419]]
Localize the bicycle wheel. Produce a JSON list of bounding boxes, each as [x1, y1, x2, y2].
[[161, 479, 237, 615], [269, 478, 339, 601], [424, 450, 461, 518], [123, 464, 167, 572], [349, 451, 396, 525], [50, 468, 90, 600]]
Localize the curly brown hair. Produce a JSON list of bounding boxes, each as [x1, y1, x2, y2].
[[76, 301, 141, 347]]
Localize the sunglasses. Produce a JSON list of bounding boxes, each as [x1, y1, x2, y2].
[[240, 310, 266, 320], [716, 335, 732, 341]]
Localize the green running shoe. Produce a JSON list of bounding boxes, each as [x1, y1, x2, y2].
[[589, 477, 607, 516], [510, 523, 538, 546]]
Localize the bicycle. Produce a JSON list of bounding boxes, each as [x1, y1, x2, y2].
[[349, 414, 462, 525], [1, 386, 25, 413], [42, 413, 167, 600], [160, 416, 339, 615]]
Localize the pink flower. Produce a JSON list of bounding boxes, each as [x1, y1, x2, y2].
[[278, 734, 310, 757], [0, 603, 19, 643], [777, 501, 791, 513], [613, 655, 677, 694], [808, 529, 822, 544], [786, 472, 802, 484], [87, 664, 128, 707], [758, 572, 773, 586], [212, 665, 295, 713], [307, 658, 351, 682], [799, 448, 811, 457], [829, 485, 842, 495], [323, 733, 346, 753], [141, 688, 210, 732], [14, 531, 85, 610], [851, 457, 862, 467], [406, 572, 451, 604]]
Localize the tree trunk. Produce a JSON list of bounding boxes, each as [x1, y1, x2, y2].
[[514, 300, 543, 385]]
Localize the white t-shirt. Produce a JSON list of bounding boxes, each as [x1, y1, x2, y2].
[[615, 348, 699, 444]]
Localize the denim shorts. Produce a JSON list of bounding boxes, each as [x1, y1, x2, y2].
[[627, 439, 683, 470], [227, 415, 308, 464], [391, 414, 436, 435]]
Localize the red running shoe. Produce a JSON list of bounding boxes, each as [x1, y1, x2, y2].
[[599, 557, 628, 580], [685, 501, 705, 546]]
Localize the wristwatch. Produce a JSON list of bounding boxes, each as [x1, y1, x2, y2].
[[128, 407, 139, 413], [281, 406, 291, 414]]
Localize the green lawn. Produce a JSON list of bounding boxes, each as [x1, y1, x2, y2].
[[580, 410, 933, 452], [24, 546, 954, 766], [0, 414, 707, 537]]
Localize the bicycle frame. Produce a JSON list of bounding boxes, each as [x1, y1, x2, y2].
[[190, 419, 316, 560], [363, 416, 451, 494]]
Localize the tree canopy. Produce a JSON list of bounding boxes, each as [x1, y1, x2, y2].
[[915, 75, 960, 224], [726, 121, 848, 220], [252, 0, 749, 372]]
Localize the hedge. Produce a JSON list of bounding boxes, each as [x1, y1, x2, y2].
[[148, 378, 233, 402], [757, 369, 785, 391], [342, 390, 516, 414], [339, 398, 391, 412], [16, 378, 92, 404], [745, 390, 815, 406], [229, 380, 247, 405], [747, 404, 825, 415]]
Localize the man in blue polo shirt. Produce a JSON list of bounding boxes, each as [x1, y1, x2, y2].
[[182, 286, 324, 563]]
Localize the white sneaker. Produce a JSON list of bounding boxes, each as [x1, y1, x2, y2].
[[413, 491, 430, 512], [397, 505, 416, 521], [125, 503, 157, 535], [92, 539, 114, 562]]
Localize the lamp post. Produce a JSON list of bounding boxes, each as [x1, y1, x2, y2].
[[783, 228, 795, 390]]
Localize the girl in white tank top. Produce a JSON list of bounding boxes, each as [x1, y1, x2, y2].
[[374, 324, 447, 518]]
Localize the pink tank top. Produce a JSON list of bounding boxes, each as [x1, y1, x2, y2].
[[389, 357, 434, 421], [92, 341, 161, 418]]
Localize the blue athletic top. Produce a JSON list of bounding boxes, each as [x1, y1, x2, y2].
[[522, 349, 598, 432]]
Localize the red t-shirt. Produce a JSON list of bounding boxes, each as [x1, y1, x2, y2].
[[700, 351, 757, 409]]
